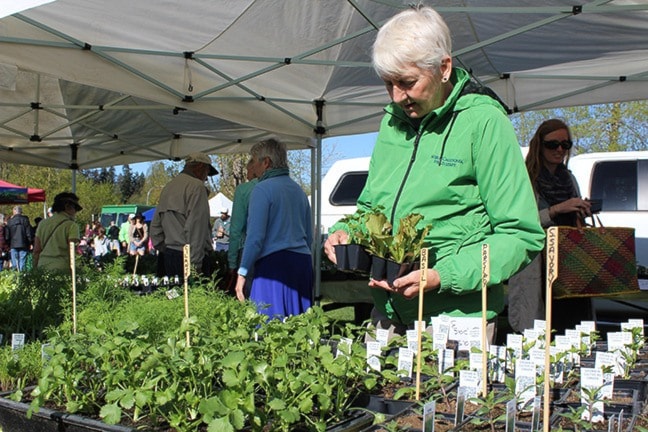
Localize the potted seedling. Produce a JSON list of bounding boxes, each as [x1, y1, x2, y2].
[[333, 210, 372, 274], [364, 208, 432, 284], [384, 213, 431, 284]]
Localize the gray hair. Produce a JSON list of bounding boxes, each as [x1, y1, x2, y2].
[[13, 206, 23, 214], [250, 138, 289, 170], [372, 6, 451, 78]]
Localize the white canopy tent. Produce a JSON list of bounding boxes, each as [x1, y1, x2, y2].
[[208, 192, 233, 218], [1, 0, 647, 170]]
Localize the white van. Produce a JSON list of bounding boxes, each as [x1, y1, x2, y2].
[[320, 157, 370, 234], [569, 151, 648, 269], [321, 151, 647, 268]]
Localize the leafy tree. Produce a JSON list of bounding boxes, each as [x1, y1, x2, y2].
[[510, 101, 647, 153], [129, 161, 176, 205], [213, 154, 248, 200]]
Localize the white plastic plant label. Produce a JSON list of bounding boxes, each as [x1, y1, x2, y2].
[[580, 367, 604, 423], [375, 328, 389, 348], [11, 333, 25, 351], [366, 341, 382, 372], [397, 347, 413, 378], [406, 329, 419, 353], [459, 369, 480, 400], [515, 359, 536, 410], [336, 337, 352, 359], [423, 400, 436, 432], [439, 348, 455, 376], [489, 345, 506, 383]]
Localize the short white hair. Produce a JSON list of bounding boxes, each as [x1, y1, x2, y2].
[[372, 6, 451, 78]]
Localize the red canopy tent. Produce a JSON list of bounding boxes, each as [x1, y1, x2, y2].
[[0, 180, 46, 204]]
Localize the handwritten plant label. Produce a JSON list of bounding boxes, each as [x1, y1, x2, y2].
[[447, 316, 482, 352]]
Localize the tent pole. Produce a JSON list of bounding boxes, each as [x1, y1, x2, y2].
[[70, 143, 78, 193], [313, 100, 325, 306]]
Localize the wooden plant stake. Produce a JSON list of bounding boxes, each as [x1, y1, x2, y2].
[[481, 243, 489, 397], [415, 247, 429, 401], [543, 227, 559, 432], [132, 253, 139, 277], [69, 242, 77, 334], [183, 244, 191, 347]]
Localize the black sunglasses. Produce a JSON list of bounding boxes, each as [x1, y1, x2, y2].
[[542, 139, 573, 150]]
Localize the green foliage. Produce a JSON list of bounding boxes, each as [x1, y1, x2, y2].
[[357, 207, 431, 263], [0, 342, 43, 394], [0, 270, 74, 343], [389, 213, 432, 264], [468, 389, 511, 432], [16, 264, 376, 431]]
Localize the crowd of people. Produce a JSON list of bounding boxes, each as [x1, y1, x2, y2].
[[1, 6, 601, 332], [0, 206, 41, 271]]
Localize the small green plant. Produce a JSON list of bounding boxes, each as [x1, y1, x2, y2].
[[617, 326, 646, 377], [358, 207, 432, 263], [468, 386, 514, 432], [389, 213, 432, 264], [557, 384, 608, 432], [336, 210, 370, 245], [360, 208, 393, 258]]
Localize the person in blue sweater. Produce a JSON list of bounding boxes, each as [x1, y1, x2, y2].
[[234, 138, 313, 320]]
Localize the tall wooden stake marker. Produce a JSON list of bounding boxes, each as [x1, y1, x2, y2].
[[544, 227, 559, 432], [183, 244, 191, 347], [415, 247, 428, 401], [481, 244, 489, 397], [69, 242, 77, 334]]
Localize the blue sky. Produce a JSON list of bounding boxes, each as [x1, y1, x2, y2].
[[321, 132, 377, 172], [130, 131, 379, 176]]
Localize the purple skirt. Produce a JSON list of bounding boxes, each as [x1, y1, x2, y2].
[[249, 250, 313, 321]]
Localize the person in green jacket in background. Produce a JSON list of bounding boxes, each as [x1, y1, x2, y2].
[[324, 6, 545, 343], [118, 213, 134, 255]]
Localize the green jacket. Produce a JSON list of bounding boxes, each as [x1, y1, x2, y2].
[[331, 68, 545, 324]]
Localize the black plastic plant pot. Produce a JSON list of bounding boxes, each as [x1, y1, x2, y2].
[[333, 244, 349, 271], [370, 255, 387, 280], [386, 260, 420, 285], [346, 244, 371, 274], [0, 396, 136, 432]]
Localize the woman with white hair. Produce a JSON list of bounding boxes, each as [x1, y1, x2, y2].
[[235, 138, 313, 321], [324, 6, 545, 342]]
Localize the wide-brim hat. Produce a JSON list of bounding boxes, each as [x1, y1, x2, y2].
[[185, 152, 219, 176]]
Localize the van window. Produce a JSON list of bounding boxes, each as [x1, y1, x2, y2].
[[329, 171, 368, 206], [590, 161, 637, 211]]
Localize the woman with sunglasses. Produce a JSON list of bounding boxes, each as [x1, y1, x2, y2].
[[508, 118, 593, 333]]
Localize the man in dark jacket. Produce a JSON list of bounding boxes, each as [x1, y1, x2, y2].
[[5, 206, 33, 271]]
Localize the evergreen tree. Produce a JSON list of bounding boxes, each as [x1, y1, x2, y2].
[[117, 165, 145, 203]]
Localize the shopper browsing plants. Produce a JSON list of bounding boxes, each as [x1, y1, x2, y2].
[[323, 6, 545, 341]]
